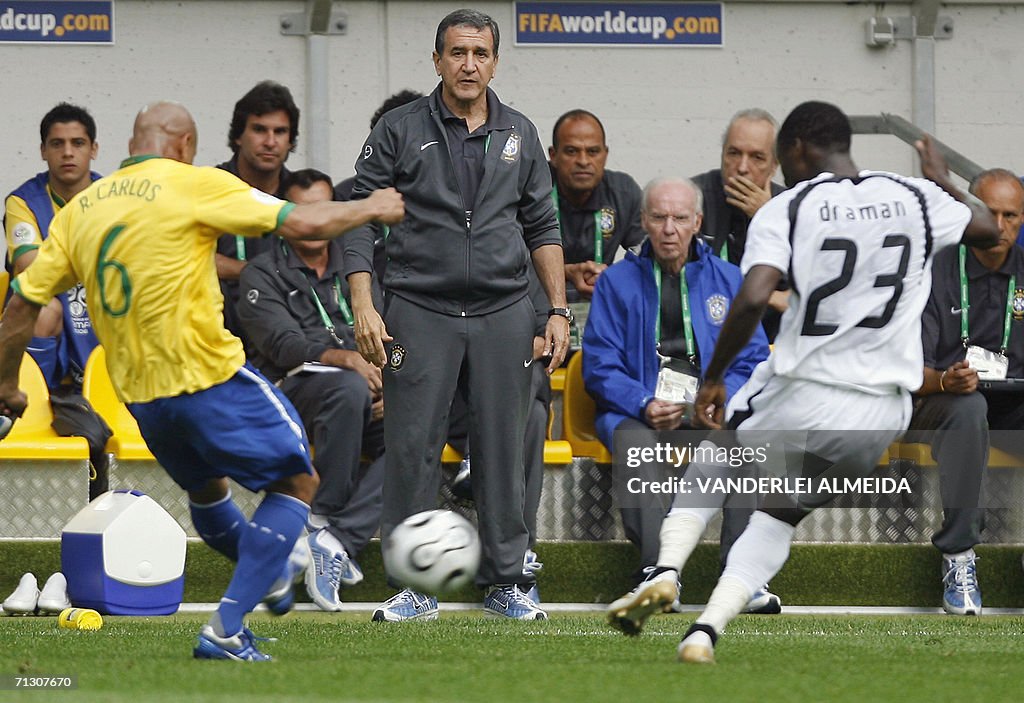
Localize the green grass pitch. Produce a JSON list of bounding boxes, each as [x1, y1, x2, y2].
[[1, 611, 1021, 702]]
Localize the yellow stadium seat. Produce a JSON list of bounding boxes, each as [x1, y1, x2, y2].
[[0, 353, 89, 459], [549, 367, 566, 392], [562, 352, 612, 463], [82, 346, 155, 461], [891, 440, 1020, 469]]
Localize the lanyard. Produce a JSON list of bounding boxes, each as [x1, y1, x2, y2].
[[551, 188, 603, 264], [235, 235, 247, 261], [280, 240, 354, 336], [653, 264, 695, 363], [958, 245, 1015, 354], [308, 275, 353, 332]]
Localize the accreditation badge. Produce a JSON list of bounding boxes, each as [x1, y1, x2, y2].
[[965, 345, 1008, 381], [654, 354, 700, 409]]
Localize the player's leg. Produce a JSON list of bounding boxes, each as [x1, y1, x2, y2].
[[678, 381, 909, 663], [607, 431, 743, 635], [187, 477, 244, 561], [130, 364, 315, 660]]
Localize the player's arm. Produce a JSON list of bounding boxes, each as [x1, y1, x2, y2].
[[915, 136, 998, 247], [695, 264, 782, 429], [0, 294, 42, 418], [274, 189, 404, 241]]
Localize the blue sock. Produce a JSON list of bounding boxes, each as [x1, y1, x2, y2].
[[190, 492, 245, 562], [214, 493, 309, 636]]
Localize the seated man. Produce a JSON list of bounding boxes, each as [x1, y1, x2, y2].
[[583, 177, 777, 612], [693, 109, 788, 340], [905, 168, 1024, 616], [4, 102, 111, 500], [237, 169, 385, 612], [549, 109, 645, 302]]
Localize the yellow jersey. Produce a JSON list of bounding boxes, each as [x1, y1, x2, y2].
[[12, 155, 293, 403]]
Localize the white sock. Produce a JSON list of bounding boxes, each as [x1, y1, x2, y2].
[[696, 512, 796, 633], [722, 511, 795, 594], [656, 507, 715, 570], [695, 575, 750, 634]]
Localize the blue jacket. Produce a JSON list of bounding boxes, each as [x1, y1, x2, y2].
[[582, 239, 769, 448]]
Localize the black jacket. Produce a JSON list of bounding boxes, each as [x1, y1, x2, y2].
[[344, 85, 561, 316], [237, 238, 382, 383]]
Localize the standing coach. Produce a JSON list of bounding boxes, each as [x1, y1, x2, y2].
[[345, 8, 569, 621]]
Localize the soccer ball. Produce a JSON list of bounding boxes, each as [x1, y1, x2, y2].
[[384, 510, 480, 595]]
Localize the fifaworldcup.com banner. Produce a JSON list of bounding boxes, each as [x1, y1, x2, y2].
[[0, 1, 114, 44], [514, 1, 722, 47]]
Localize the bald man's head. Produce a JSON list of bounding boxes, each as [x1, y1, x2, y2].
[[129, 101, 198, 163]]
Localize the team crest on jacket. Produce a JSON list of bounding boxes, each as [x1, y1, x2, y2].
[[706, 294, 728, 325], [1014, 288, 1024, 320], [389, 343, 407, 370], [599, 208, 616, 239], [501, 133, 521, 162]]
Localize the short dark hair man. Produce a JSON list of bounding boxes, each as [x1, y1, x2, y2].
[[216, 81, 301, 345], [3, 102, 110, 501], [608, 101, 998, 663], [549, 109, 644, 302]]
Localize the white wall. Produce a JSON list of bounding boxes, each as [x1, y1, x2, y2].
[[1, 0, 1022, 199]]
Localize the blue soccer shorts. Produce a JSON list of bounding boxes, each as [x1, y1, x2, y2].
[[127, 363, 313, 492]]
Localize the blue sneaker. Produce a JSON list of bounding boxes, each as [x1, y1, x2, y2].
[[305, 529, 363, 612], [371, 589, 439, 622], [523, 550, 543, 603], [263, 536, 308, 616], [483, 584, 547, 620], [193, 624, 272, 661], [942, 551, 982, 615]]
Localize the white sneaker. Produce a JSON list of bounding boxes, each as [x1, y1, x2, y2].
[[37, 573, 72, 613], [3, 573, 39, 614], [606, 567, 679, 636]]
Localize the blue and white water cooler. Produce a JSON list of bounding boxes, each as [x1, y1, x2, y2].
[[61, 490, 186, 615]]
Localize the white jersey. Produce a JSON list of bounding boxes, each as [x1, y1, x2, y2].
[[742, 170, 971, 395]]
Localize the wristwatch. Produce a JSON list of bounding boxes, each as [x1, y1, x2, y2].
[[548, 307, 574, 324]]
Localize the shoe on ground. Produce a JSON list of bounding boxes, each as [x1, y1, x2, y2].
[[193, 624, 272, 661], [305, 529, 363, 612], [677, 625, 717, 664], [742, 584, 782, 614], [606, 567, 679, 636], [372, 588, 439, 622], [677, 640, 716, 664], [37, 573, 72, 613], [523, 550, 543, 603], [3, 573, 39, 615], [483, 584, 548, 620], [263, 536, 309, 616], [942, 551, 982, 616]]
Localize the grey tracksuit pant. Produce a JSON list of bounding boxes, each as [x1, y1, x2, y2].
[[381, 295, 535, 587]]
